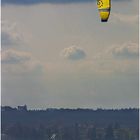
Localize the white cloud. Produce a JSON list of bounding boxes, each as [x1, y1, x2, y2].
[[61, 45, 86, 60], [95, 41, 138, 60], [2, 49, 43, 74], [2, 49, 31, 64], [92, 42, 138, 75], [1, 20, 44, 74], [109, 42, 139, 59], [2, 20, 25, 48]]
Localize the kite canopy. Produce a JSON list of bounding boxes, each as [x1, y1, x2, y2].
[[97, 0, 111, 22]]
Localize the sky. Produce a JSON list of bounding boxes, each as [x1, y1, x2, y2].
[[1, 0, 139, 109]]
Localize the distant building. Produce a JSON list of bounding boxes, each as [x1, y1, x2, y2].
[[18, 105, 27, 111]]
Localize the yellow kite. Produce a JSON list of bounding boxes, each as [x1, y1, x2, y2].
[[97, 0, 111, 22]]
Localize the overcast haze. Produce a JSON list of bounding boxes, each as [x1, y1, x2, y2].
[[1, 0, 139, 109]]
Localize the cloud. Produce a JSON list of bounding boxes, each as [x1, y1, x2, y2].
[[2, 20, 24, 48], [111, 13, 138, 24], [110, 42, 139, 59], [1, 20, 44, 74], [94, 42, 138, 60], [2, 49, 43, 74], [92, 42, 138, 75], [2, 49, 31, 64], [61, 46, 86, 60], [1, 0, 132, 5]]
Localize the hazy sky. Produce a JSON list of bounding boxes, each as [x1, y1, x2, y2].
[[1, 0, 139, 109]]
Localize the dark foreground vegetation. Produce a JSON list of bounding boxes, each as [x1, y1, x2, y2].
[[1, 106, 139, 140]]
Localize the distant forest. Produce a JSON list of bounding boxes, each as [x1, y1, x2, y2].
[[1, 106, 139, 140]]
